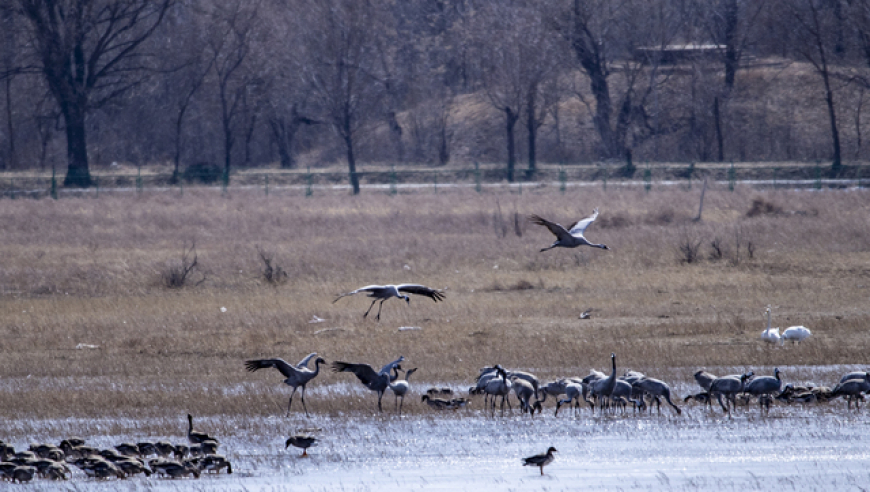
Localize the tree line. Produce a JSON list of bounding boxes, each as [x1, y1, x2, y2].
[[1, 0, 870, 191]]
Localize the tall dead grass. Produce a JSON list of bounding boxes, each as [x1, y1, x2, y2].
[[0, 185, 868, 420]]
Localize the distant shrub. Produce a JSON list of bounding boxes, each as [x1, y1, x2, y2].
[[746, 198, 783, 217], [257, 246, 288, 285], [182, 162, 223, 184]]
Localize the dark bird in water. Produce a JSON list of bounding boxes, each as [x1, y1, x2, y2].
[[522, 446, 557, 475], [333, 284, 445, 321], [529, 209, 609, 251], [187, 414, 219, 444]]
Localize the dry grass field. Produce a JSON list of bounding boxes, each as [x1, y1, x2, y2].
[[0, 184, 869, 430]]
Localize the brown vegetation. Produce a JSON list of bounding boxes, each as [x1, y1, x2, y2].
[[0, 186, 868, 424]]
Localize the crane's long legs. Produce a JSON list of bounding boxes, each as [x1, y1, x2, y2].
[[375, 300, 386, 321], [363, 299, 377, 318], [300, 385, 309, 416], [377, 391, 384, 412], [287, 387, 299, 416]]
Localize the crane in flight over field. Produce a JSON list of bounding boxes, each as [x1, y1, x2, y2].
[[333, 284, 445, 321], [529, 208, 610, 252]]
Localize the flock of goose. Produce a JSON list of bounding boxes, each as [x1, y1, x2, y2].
[[0, 415, 320, 483]]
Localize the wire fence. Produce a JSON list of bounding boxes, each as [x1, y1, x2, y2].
[[1, 161, 868, 199]]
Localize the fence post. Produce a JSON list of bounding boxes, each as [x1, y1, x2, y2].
[[136, 166, 143, 195], [559, 165, 567, 194], [433, 172, 437, 194], [306, 166, 313, 197], [474, 162, 481, 193], [179, 177, 184, 197], [390, 165, 397, 195], [686, 162, 694, 190], [644, 162, 651, 193], [728, 162, 736, 192], [50, 168, 58, 199], [94, 177, 99, 198], [815, 161, 822, 190], [222, 167, 229, 195], [264, 175, 269, 196]]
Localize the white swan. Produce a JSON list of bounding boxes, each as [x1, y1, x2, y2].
[[761, 307, 781, 344], [781, 325, 811, 345]]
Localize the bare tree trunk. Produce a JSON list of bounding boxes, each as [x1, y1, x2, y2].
[[526, 87, 537, 179], [722, 0, 739, 91], [504, 106, 518, 183], [345, 133, 360, 194], [714, 96, 724, 162], [61, 102, 92, 188], [822, 68, 842, 174], [571, 0, 622, 160], [4, 77, 13, 170]]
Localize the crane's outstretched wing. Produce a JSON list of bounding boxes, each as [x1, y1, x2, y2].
[[245, 358, 297, 378], [528, 215, 573, 242], [333, 285, 386, 303], [396, 284, 445, 302], [567, 208, 600, 237], [296, 352, 318, 369], [379, 355, 406, 376], [332, 361, 380, 386]]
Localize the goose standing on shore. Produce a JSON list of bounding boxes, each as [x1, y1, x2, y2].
[[286, 435, 318, 457], [522, 447, 557, 475], [333, 284, 445, 321], [529, 208, 610, 252], [245, 356, 326, 416]]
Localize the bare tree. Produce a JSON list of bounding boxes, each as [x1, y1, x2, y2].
[[204, 0, 261, 179], [786, 0, 842, 175], [15, 0, 173, 186], [563, 0, 684, 168], [472, 1, 560, 182], [300, 0, 385, 194]]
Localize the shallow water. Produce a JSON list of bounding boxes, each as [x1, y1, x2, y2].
[[5, 397, 870, 491]]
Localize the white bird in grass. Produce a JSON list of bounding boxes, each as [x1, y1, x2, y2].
[[761, 307, 781, 344], [333, 284, 445, 321], [781, 325, 812, 345], [529, 208, 610, 252]]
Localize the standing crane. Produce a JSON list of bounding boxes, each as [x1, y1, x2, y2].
[[244, 356, 327, 416], [331, 356, 405, 412]]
